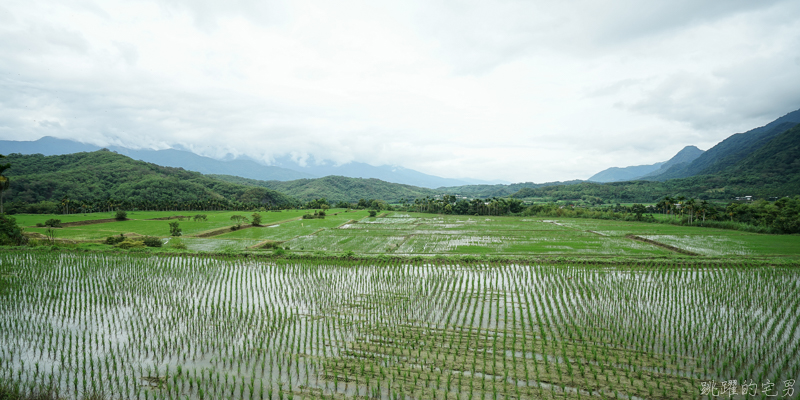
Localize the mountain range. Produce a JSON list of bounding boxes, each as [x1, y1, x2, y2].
[[2, 106, 799, 207], [647, 108, 800, 181], [588, 108, 800, 183], [0, 137, 506, 189], [515, 110, 800, 202], [588, 145, 704, 182]]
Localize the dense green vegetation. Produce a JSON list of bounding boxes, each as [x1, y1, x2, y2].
[[209, 174, 437, 204], [406, 195, 525, 215], [0, 215, 26, 245], [437, 180, 583, 198], [1, 151, 300, 213], [0, 154, 9, 214]]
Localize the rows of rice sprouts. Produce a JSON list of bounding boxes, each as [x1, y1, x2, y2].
[[0, 253, 798, 399]]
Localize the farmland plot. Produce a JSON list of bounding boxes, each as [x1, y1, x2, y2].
[[1, 252, 798, 399], [330, 214, 671, 256]]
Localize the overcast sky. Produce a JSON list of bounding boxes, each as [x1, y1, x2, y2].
[[1, 0, 799, 182]]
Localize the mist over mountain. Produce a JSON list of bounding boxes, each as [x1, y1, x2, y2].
[[268, 155, 507, 189]]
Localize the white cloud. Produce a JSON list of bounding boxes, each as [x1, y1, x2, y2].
[[1, 0, 799, 182]]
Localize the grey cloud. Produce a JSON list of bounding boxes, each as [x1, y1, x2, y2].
[[156, 0, 290, 31], [407, 0, 796, 74], [584, 0, 790, 46], [0, 21, 89, 58], [2, 0, 799, 183], [627, 52, 800, 132], [72, 0, 111, 20], [0, 5, 16, 24], [113, 41, 138, 66]]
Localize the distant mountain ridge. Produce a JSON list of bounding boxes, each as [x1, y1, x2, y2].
[[0, 136, 503, 188], [635, 145, 705, 180], [650, 108, 800, 181], [510, 108, 800, 202], [211, 174, 438, 204], [587, 162, 665, 182], [587, 145, 704, 182], [0, 137, 314, 181], [268, 155, 507, 188]]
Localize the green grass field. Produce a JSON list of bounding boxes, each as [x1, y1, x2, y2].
[[9, 210, 800, 258], [18, 210, 312, 240]]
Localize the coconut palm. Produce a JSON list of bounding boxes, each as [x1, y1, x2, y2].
[[0, 154, 8, 214], [685, 198, 696, 224]]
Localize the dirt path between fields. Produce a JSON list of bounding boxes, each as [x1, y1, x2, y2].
[[626, 234, 699, 256], [46, 218, 120, 227], [191, 217, 303, 238], [147, 215, 191, 221]]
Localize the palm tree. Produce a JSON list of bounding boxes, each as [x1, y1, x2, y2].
[[685, 198, 696, 225], [676, 196, 686, 220], [61, 196, 70, 215], [699, 200, 710, 224], [660, 196, 675, 217], [0, 154, 9, 214]]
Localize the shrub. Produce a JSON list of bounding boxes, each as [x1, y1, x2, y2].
[[193, 214, 207, 221], [142, 236, 163, 247], [105, 234, 125, 245], [45, 228, 56, 244], [368, 210, 377, 217], [251, 213, 262, 226], [302, 210, 326, 219], [0, 215, 26, 246], [169, 221, 182, 237], [43, 218, 62, 227], [230, 215, 248, 229], [168, 238, 187, 249], [115, 240, 145, 249], [115, 210, 127, 221]]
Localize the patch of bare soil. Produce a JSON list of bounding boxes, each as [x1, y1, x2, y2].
[[147, 215, 191, 221], [59, 218, 123, 227], [194, 224, 253, 238], [248, 240, 284, 250]]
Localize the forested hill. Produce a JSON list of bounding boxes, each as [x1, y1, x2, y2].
[[651, 108, 800, 181], [436, 180, 585, 198], [208, 174, 438, 203], [2, 150, 300, 213], [512, 123, 800, 203]]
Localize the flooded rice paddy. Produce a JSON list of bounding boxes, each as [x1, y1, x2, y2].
[[0, 253, 798, 399]]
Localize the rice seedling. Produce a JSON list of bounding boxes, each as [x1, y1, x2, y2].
[[0, 252, 798, 399]]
